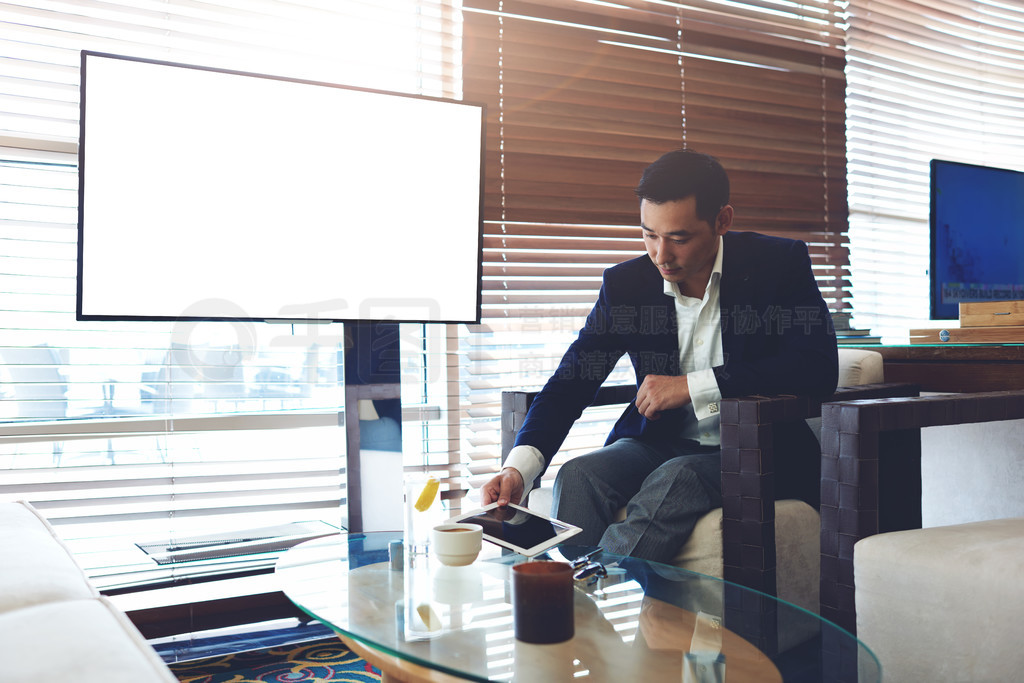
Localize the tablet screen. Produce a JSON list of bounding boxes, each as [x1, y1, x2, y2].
[[453, 504, 578, 553]]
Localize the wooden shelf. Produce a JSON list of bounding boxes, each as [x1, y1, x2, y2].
[[843, 344, 1024, 393]]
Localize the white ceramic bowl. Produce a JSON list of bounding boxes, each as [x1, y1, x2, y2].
[[431, 523, 483, 566]]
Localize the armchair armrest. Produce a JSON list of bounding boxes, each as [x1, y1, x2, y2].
[[719, 383, 920, 596], [819, 389, 1024, 634]]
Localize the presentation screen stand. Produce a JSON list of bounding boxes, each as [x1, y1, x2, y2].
[[343, 322, 402, 532]]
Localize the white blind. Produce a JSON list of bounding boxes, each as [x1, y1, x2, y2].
[[0, 0, 459, 148], [0, 0, 461, 587], [845, 0, 1024, 337]]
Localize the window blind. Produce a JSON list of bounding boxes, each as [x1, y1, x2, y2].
[[845, 0, 1024, 337], [0, 0, 461, 587], [459, 0, 849, 488]]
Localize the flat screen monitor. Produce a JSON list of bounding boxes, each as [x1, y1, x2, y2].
[[930, 159, 1024, 320], [78, 51, 485, 324]]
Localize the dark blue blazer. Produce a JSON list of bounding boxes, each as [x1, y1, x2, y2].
[[514, 231, 839, 504]]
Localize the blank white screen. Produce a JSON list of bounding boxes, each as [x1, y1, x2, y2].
[[78, 52, 483, 323]]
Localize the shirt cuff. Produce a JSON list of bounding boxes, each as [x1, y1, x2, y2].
[[503, 445, 545, 502], [688, 368, 722, 421]]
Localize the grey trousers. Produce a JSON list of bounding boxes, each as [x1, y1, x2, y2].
[[550, 437, 721, 563]]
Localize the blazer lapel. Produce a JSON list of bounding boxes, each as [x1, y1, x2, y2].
[[719, 233, 755, 362]]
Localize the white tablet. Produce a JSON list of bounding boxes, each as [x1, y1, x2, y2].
[[446, 502, 582, 557]]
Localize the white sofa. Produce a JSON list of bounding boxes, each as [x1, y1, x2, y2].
[[0, 500, 178, 682]]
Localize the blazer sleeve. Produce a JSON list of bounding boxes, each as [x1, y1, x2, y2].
[[511, 274, 630, 463], [713, 237, 839, 400]]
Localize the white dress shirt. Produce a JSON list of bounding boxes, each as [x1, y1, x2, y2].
[[669, 235, 724, 443], [503, 237, 726, 500]]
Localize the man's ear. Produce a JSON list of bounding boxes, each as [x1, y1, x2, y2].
[[715, 204, 734, 234]]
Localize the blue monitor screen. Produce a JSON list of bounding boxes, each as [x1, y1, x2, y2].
[[930, 159, 1024, 320]]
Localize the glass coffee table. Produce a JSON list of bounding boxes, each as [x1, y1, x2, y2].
[[275, 532, 879, 682]]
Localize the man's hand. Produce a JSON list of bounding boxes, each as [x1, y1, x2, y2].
[[635, 374, 690, 420], [481, 467, 525, 506]]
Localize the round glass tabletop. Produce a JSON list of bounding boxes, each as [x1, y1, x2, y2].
[[275, 532, 879, 682]]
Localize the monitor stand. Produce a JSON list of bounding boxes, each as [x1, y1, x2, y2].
[[343, 322, 402, 532]]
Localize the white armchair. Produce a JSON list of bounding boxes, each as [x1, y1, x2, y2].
[[819, 389, 1024, 681]]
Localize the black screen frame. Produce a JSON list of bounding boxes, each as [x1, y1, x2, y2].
[[929, 158, 1024, 321], [76, 50, 486, 325]]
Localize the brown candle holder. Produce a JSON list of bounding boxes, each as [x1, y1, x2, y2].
[[511, 560, 575, 644]]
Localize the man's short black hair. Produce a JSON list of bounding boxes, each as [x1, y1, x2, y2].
[[634, 149, 730, 225]]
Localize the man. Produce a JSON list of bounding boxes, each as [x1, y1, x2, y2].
[[481, 149, 838, 563]]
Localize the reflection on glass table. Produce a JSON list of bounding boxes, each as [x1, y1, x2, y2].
[[275, 532, 880, 683]]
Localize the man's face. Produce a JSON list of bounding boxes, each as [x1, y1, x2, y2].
[[640, 196, 731, 298]]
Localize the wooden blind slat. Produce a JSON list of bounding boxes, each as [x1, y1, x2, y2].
[[461, 0, 850, 492]]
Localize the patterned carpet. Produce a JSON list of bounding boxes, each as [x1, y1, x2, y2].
[[169, 637, 381, 682]]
